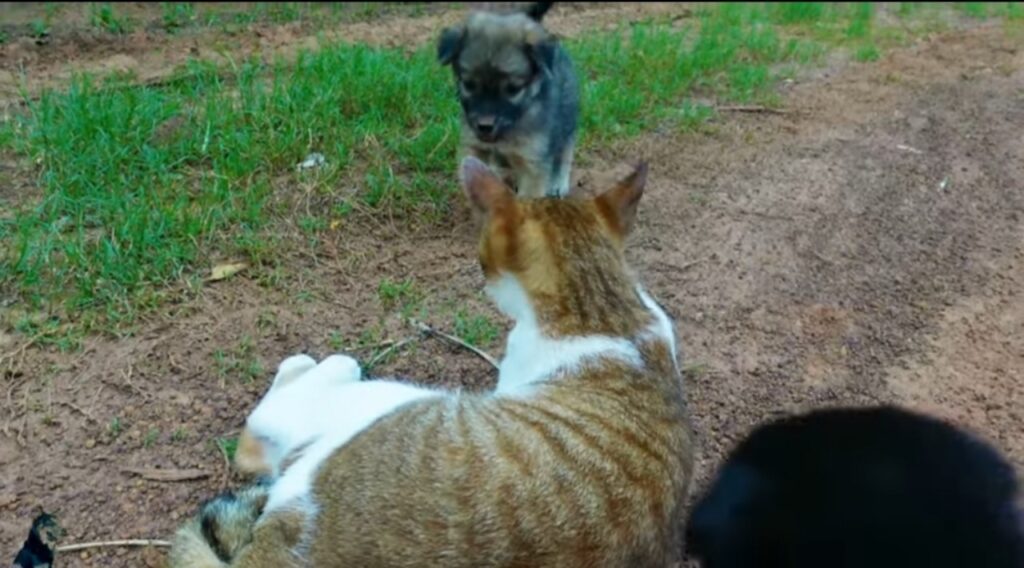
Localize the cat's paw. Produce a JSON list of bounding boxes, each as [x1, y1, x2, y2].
[[270, 354, 317, 392], [315, 354, 362, 384]]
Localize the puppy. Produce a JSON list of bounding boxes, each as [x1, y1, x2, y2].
[[437, 1, 579, 199], [686, 406, 1024, 568]]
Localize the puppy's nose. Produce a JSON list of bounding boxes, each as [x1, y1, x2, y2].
[[475, 116, 496, 135]]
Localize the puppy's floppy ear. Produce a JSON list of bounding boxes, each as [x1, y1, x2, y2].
[[527, 40, 557, 76], [525, 1, 554, 22], [596, 161, 648, 237], [437, 26, 465, 66], [460, 156, 516, 218]]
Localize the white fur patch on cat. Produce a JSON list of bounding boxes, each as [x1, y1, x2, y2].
[[486, 273, 644, 394], [636, 285, 679, 366]]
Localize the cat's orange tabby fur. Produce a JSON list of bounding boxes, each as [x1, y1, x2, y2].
[[168, 156, 694, 568]]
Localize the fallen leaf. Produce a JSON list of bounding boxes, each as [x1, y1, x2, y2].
[[208, 262, 248, 282], [122, 467, 210, 482]]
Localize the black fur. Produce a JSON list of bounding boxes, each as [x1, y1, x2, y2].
[[13, 513, 60, 568], [686, 406, 1024, 568], [525, 1, 555, 22], [436, 26, 464, 66]]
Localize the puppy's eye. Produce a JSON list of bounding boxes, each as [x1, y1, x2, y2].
[[504, 83, 524, 98], [462, 79, 479, 93]]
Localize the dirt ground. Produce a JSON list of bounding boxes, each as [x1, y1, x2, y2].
[[2, 3, 1023, 567]]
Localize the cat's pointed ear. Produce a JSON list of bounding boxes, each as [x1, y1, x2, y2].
[[460, 156, 515, 217], [596, 160, 648, 236]]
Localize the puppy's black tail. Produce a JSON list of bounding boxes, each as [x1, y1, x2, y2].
[[525, 1, 554, 22]]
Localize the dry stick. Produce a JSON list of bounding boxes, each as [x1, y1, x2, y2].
[[56, 539, 172, 553], [57, 401, 98, 424], [364, 337, 419, 371], [716, 105, 789, 115], [409, 319, 500, 370], [0, 333, 44, 368]]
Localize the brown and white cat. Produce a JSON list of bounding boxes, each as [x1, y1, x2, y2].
[[168, 156, 694, 568]]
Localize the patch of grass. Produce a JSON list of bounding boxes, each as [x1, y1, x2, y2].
[[89, 3, 129, 34], [171, 427, 189, 442], [108, 416, 123, 438], [770, 2, 829, 24], [216, 436, 238, 462], [956, 2, 991, 18], [452, 309, 500, 348], [378, 278, 423, 316], [855, 43, 882, 62], [161, 2, 196, 32], [845, 3, 874, 38], [570, 4, 833, 142], [143, 427, 160, 448], [327, 329, 345, 351], [1005, 1, 1024, 19], [211, 335, 264, 382], [30, 20, 50, 39]]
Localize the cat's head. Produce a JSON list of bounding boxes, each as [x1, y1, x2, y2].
[[459, 156, 647, 325]]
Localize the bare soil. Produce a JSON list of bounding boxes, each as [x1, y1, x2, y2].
[[2, 4, 1023, 567]]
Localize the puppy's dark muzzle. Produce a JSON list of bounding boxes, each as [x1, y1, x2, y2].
[[472, 116, 502, 142]]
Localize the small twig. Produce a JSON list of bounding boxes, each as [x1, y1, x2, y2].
[[409, 319, 499, 370], [122, 467, 211, 482], [56, 401, 98, 424], [56, 539, 172, 553], [717, 105, 789, 115], [349, 339, 397, 353], [0, 333, 43, 369], [896, 143, 923, 155], [654, 258, 705, 274], [364, 337, 419, 371], [811, 250, 838, 265]]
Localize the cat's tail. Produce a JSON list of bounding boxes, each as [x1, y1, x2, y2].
[[167, 483, 270, 568], [168, 517, 229, 568]]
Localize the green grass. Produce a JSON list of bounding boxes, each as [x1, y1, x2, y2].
[[0, 2, 1014, 340], [216, 436, 238, 461], [855, 43, 882, 62], [377, 278, 424, 317], [89, 3, 129, 34], [211, 335, 265, 382], [171, 427, 189, 442], [161, 2, 196, 32], [143, 427, 160, 448], [452, 309, 500, 348], [108, 416, 123, 438]]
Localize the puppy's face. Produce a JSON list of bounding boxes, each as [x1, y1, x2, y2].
[[438, 12, 557, 143]]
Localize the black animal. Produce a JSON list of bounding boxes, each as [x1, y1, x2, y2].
[[12, 513, 62, 568], [686, 406, 1024, 568]]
